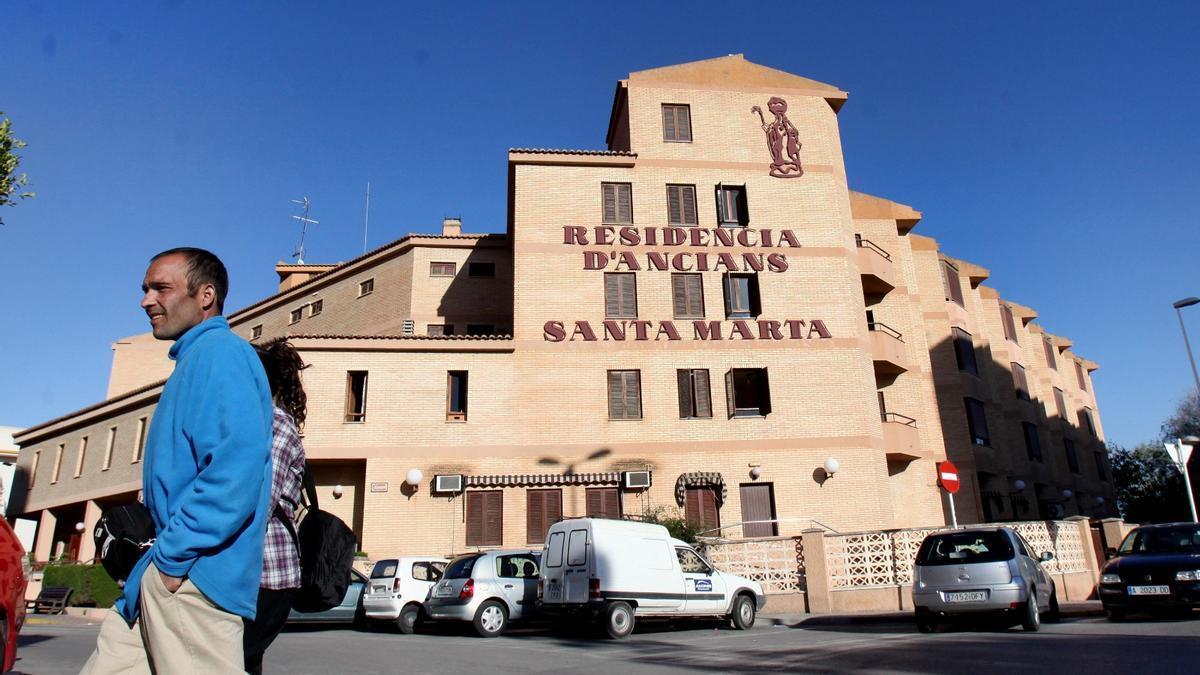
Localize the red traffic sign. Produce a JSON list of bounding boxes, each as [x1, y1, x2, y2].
[[937, 461, 961, 494]]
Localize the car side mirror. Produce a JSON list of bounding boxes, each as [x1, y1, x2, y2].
[[1039, 551, 1054, 562]]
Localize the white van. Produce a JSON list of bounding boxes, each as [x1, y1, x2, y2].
[[539, 518, 766, 638]]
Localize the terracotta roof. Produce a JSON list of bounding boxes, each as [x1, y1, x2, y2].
[[508, 148, 637, 157], [14, 379, 166, 442]]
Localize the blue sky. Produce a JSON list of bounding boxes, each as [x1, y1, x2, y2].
[[2, 1, 1198, 448]]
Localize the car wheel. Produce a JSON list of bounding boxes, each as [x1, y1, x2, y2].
[[1045, 586, 1060, 622], [1020, 590, 1041, 632], [604, 601, 635, 639], [730, 595, 756, 630], [915, 609, 936, 634], [397, 603, 421, 635], [473, 600, 508, 638]]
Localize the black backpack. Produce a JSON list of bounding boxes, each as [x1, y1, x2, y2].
[[277, 463, 358, 613], [94, 502, 156, 583]]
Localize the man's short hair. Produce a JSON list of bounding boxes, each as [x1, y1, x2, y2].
[[150, 247, 229, 313]]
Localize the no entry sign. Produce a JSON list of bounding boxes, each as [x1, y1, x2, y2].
[[937, 461, 961, 494]]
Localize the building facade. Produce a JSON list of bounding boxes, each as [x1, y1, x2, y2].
[[11, 56, 1114, 563]]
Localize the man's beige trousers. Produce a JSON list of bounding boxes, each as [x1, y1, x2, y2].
[[79, 562, 245, 674]]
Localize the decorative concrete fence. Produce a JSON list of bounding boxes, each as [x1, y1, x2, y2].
[[700, 516, 1102, 614]]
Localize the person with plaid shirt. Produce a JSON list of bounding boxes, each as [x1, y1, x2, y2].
[[244, 339, 308, 675]]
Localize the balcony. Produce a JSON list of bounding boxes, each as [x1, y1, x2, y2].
[[856, 235, 899, 295], [881, 412, 926, 461], [868, 321, 909, 374]]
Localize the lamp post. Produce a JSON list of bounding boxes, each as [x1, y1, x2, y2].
[[1173, 297, 1200, 398]]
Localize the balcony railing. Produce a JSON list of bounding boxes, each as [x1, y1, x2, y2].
[[867, 321, 904, 342], [882, 411, 917, 427], [855, 234, 892, 261]]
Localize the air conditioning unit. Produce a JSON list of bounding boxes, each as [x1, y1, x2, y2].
[[434, 474, 464, 493], [622, 471, 652, 489]]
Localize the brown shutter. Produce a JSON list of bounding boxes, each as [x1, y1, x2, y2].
[[677, 106, 691, 141], [667, 186, 682, 224], [527, 490, 544, 545], [586, 489, 602, 517], [621, 274, 636, 317], [681, 185, 697, 225], [725, 369, 736, 418], [694, 370, 712, 418], [608, 371, 624, 418], [466, 492, 484, 546], [484, 491, 503, 546], [740, 484, 776, 537], [672, 275, 688, 317], [547, 490, 562, 531], [586, 488, 620, 519], [617, 184, 632, 224], [663, 106, 676, 140], [677, 369, 693, 418], [700, 488, 719, 531], [623, 371, 640, 419], [602, 183, 617, 223], [686, 274, 702, 316], [684, 488, 701, 526], [605, 274, 619, 317]]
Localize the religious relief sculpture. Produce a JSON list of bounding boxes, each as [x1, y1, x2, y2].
[[751, 96, 803, 178]]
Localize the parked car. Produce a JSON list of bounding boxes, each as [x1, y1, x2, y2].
[[286, 568, 368, 625], [362, 557, 448, 633], [0, 518, 29, 672], [911, 527, 1058, 632], [538, 518, 766, 639], [424, 550, 541, 637], [1098, 522, 1200, 620]]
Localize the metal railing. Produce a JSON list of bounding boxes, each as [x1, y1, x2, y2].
[[696, 517, 842, 541], [855, 234, 892, 261], [882, 411, 918, 427], [867, 321, 904, 342]]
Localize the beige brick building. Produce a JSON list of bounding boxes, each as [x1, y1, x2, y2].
[[10, 55, 1114, 563]]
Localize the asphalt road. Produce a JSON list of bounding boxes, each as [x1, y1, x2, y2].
[[15, 611, 1200, 674]]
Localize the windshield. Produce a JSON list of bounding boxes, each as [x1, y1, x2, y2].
[[370, 559, 399, 579], [444, 555, 481, 579], [917, 531, 1014, 565], [1118, 526, 1200, 554]]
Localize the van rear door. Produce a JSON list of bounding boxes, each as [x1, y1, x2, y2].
[[563, 527, 592, 603]]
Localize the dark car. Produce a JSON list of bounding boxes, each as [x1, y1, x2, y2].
[[287, 568, 368, 625], [1099, 523, 1200, 620]]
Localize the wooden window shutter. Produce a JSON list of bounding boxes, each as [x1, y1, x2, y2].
[[605, 273, 636, 318], [667, 185, 682, 224], [602, 183, 632, 224], [672, 275, 688, 318], [547, 490, 562, 531], [681, 186, 696, 224], [602, 183, 618, 223], [605, 274, 620, 317], [676, 106, 691, 141], [725, 369, 736, 418], [677, 369, 693, 418], [693, 370, 712, 418], [466, 493, 484, 546], [663, 106, 677, 140], [526, 490, 544, 545], [623, 371, 640, 419], [621, 274, 636, 317], [586, 488, 620, 519], [608, 371, 624, 419], [483, 491, 503, 546], [684, 488, 701, 526], [699, 488, 719, 530]]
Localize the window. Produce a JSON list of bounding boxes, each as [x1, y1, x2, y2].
[[1011, 362, 1030, 401], [677, 369, 712, 419], [1022, 422, 1043, 461], [586, 487, 621, 519], [1064, 438, 1080, 473], [666, 184, 698, 225], [1053, 387, 1067, 419], [289, 308, 302, 325], [607, 370, 642, 420], [952, 328, 978, 376], [30, 450, 40, 487], [684, 486, 720, 531], [430, 262, 456, 277], [345, 371, 368, 423], [467, 262, 495, 278], [466, 324, 494, 336], [310, 299, 323, 317], [251, 325, 263, 340], [1095, 451, 1107, 481], [411, 561, 444, 582], [1001, 304, 1019, 344], [133, 417, 148, 462], [545, 531, 565, 568], [1043, 337, 1057, 370], [447, 371, 468, 421], [672, 273, 704, 318], [567, 529, 588, 565], [662, 103, 692, 142], [102, 426, 116, 471], [74, 436, 88, 478], [1080, 407, 1097, 438], [358, 278, 374, 297], [525, 489, 562, 545], [725, 368, 771, 418], [601, 182, 633, 224], [739, 483, 777, 537], [941, 260, 965, 306], [1075, 361, 1088, 391], [964, 397, 990, 446], [51, 443, 64, 483], [604, 273, 638, 319], [723, 273, 761, 318], [427, 324, 454, 337], [496, 553, 539, 579], [716, 184, 749, 227], [465, 491, 503, 547]]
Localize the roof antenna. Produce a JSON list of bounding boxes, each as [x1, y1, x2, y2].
[[290, 197, 319, 264]]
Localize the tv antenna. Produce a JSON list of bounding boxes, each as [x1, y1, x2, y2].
[[290, 197, 319, 263]]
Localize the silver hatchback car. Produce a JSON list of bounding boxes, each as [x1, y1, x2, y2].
[[912, 527, 1059, 632], [423, 550, 541, 637]]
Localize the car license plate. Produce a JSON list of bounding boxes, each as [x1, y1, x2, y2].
[[546, 584, 561, 601], [435, 585, 456, 597], [1127, 585, 1171, 596], [946, 591, 987, 603], [371, 585, 387, 594]]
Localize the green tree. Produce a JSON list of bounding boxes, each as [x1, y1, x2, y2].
[[1160, 391, 1200, 442], [1, 111, 35, 224], [1109, 442, 1189, 523]]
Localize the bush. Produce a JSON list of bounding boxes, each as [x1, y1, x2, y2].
[[42, 564, 122, 608], [639, 506, 702, 545]]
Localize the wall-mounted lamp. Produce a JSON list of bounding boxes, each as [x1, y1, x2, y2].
[[405, 468, 424, 488], [823, 458, 840, 478], [1013, 479, 1027, 491], [1062, 489, 1073, 499], [332, 484, 344, 499], [75, 522, 85, 533], [748, 463, 762, 480]]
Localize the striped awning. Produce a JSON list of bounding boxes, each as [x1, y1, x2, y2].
[[465, 472, 620, 488], [675, 472, 727, 506]]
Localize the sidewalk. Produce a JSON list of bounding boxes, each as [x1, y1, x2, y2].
[[760, 600, 1104, 627]]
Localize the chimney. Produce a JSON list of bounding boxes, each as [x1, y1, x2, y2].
[[442, 217, 462, 236]]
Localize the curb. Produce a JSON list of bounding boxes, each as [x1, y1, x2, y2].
[[761, 603, 1104, 628]]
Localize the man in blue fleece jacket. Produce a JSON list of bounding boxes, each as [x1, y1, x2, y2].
[[82, 248, 273, 674]]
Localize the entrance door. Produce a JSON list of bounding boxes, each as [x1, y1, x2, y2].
[[739, 483, 777, 537]]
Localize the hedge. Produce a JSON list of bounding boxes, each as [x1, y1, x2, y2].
[[42, 564, 121, 608]]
